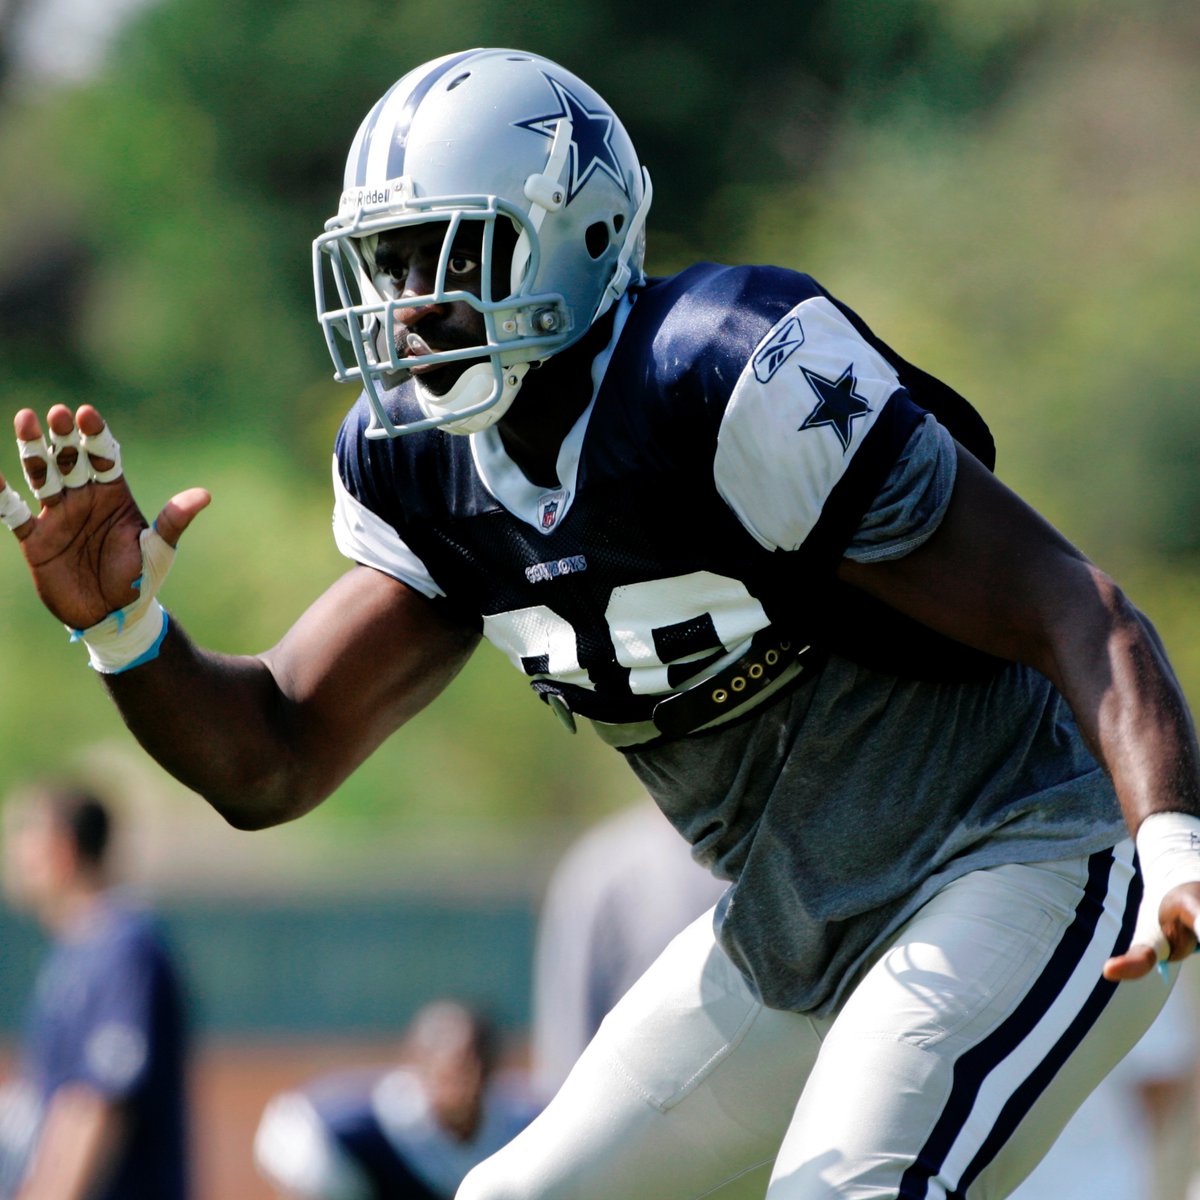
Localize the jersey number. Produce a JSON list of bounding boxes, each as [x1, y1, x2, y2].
[[482, 571, 768, 695]]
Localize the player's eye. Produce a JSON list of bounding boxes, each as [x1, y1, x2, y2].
[[446, 253, 478, 278]]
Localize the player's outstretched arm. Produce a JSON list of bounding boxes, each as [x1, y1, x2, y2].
[[837, 441, 1200, 978], [105, 564, 481, 828], [1, 405, 481, 830]]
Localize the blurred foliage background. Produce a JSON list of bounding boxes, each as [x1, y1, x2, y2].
[[0, 0, 1198, 891]]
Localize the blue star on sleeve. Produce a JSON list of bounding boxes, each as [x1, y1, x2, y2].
[[799, 363, 873, 452]]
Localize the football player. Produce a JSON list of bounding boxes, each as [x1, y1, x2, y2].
[[2, 48, 1199, 1199], [254, 1000, 538, 1200], [0, 782, 190, 1200]]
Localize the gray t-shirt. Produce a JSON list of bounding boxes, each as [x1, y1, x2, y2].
[[625, 417, 1126, 1016]]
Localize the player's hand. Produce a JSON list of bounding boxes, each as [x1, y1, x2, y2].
[[0, 405, 210, 631], [1102, 880, 1200, 982]]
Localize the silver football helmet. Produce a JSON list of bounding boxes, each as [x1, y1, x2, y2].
[[313, 48, 653, 437]]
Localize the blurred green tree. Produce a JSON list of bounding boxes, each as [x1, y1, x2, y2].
[[0, 0, 1195, 860]]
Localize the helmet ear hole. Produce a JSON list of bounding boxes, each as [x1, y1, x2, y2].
[[585, 221, 611, 260]]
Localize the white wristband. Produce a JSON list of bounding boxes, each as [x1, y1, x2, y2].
[[67, 524, 175, 674], [1132, 811, 1200, 962]]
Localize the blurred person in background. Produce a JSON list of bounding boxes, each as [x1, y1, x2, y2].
[[531, 797, 725, 1099], [0, 780, 190, 1200], [254, 999, 537, 1200], [2, 45, 1200, 1199]]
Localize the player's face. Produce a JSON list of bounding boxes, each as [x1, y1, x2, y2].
[[414, 1023, 488, 1140], [1, 806, 73, 916], [371, 219, 515, 397]]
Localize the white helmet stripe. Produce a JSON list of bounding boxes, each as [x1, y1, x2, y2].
[[363, 77, 412, 184], [361, 49, 483, 186], [387, 49, 483, 180], [347, 82, 401, 187]]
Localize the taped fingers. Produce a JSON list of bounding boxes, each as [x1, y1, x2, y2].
[[79, 423, 123, 483], [18, 435, 64, 501], [48, 425, 90, 488], [0, 481, 33, 532]]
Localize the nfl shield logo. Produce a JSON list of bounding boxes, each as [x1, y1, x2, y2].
[[536, 489, 568, 532]]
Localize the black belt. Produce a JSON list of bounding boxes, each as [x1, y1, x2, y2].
[[540, 628, 815, 746], [649, 628, 812, 739]]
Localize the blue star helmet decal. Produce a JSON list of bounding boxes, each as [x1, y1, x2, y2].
[[799, 363, 873, 451], [516, 75, 631, 204]]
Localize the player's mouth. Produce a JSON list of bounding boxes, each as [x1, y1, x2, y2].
[[402, 332, 447, 375], [395, 330, 481, 398]]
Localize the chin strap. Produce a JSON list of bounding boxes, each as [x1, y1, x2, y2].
[[511, 117, 573, 296], [595, 168, 653, 323], [415, 361, 530, 435]]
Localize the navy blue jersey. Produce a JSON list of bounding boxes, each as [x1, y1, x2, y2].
[[310, 1071, 442, 1198], [18, 899, 189, 1200], [326, 264, 1128, 1019], [256, 1067, 540, 1199], [334, 264, 993, 727]]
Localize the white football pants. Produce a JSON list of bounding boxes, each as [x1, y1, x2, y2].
[[459, 841, 1176, 1199]]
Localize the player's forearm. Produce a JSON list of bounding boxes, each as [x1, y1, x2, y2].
[[1043, 567, 1200, 833], [842, 443, 1200, 830], [103, 618, 324, 829], [1052, 573, 1200, 971]]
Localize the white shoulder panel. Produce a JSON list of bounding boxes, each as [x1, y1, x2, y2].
[[331, 457, 445, 598], [714, 296, 902, 552]]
